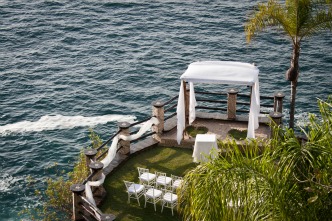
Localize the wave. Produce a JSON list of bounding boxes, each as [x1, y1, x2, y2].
[[0, 174, 20, 193], [0, 114, 136, 136]]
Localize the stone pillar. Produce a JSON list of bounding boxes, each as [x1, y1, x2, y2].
[[227, 88, 238, 120], [89, 161, 104, 181], [89, 161, 104, 194], [269, 112, 283, 138], [117, 122, 131, 155], [183, 81, 189, 125], [100, 214, 116, 221], [84, 149, 97, 170], [274, 92, 285, 113], [152, 100, 164, 142], [70, 184, 85, 221]]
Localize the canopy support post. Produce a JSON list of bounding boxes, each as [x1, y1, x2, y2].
[[183, 80, 189, 125]]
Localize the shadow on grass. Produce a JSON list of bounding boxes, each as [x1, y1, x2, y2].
[[100, 146, 197, 221]]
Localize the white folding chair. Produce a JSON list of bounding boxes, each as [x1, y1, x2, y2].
[[155, 171, 172, 190], [123, 181, 145, 206], [161, 190, 178, 216], [171, 175, 183, 192], [144, 184, 163, 211], [137, 167, 156, 186]]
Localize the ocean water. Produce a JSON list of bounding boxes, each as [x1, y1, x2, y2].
[[0, 1, 331, 220]]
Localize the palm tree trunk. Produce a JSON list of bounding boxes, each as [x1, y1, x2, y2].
[[288, 43, 300, 129]]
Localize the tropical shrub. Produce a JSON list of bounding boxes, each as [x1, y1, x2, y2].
[[178, 97, 332, 221]]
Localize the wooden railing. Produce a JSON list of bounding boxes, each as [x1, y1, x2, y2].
[[70, 115, 158, 221]]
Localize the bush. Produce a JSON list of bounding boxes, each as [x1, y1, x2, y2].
[[20, 129, 103, 221], [178, 97, 332, 221]]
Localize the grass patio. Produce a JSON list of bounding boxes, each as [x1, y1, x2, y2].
[[100, 146, 197, 221]]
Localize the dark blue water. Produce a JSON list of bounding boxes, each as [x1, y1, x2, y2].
[[0, 1, 331, 220]]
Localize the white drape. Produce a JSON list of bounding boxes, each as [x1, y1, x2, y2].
[[176, 81, 185, 144], [247, 78, 260, 138], [189, 82, 197, 125], [85, 173, 106, 206], [176, 61, 261, 143], [85, 117, 159, 205]]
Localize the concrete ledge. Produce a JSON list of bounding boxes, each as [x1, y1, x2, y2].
[[196, 111, 271, 124]]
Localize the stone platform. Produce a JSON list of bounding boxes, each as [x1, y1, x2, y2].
[[160, 111, 271, 148], [103, 112, 272, 175]]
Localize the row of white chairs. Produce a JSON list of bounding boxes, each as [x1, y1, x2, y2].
[[137, 167, 183, 192], [124, 181, 178, 215], [123, 167, 183, 215]]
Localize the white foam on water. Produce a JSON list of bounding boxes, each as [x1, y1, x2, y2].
[[0, 114, 136, 136], [295, 112, 316, 128], [0, 174, 20, 192]]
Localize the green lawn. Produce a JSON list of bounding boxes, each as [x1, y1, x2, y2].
[[100, 146, 197, 221]]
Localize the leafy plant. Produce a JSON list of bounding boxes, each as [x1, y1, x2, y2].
[[185, 125, 209, 138], [20, 129, 103, 221], [178, 97, 332, 221], [227, 129, 248, 140]]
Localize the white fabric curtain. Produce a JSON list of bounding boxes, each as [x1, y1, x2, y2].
[[176, 81, 197, 144], [176, 81, 185, 144], [189, 82, 197, 125], [85, 117, 159, 205], [247, 78, 260, 138], [176, 80, 261, 142], [176, 61, 261, 143]]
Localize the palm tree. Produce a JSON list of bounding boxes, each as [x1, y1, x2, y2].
[[245, 0, 332, 129]]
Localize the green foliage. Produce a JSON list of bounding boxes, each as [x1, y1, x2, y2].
[[245, 0, 332, 43], [227, 129, 248, 140], [21, 129, 103, 221], [178, 97, 332, 221], [185, 125, 209, 138]]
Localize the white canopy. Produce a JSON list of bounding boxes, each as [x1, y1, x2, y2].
[[176, 61, 261, 144]]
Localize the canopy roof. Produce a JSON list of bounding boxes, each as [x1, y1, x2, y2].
[[180, 61, 259, 85], [176, 60, 261, 144]]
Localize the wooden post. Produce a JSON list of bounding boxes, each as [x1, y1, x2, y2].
[[274, 92, 285, 113], [70, 184, 85, 221], [117, 122, 131, 155], [152, 100, 164, 142], [84, 149, 97, 170], [183, 81, 189, 125], [227, 88, 238, 119], [269, 112, 283, 138]]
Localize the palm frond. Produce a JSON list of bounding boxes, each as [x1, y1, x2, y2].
[[247, 0, 332, 44], [246, 0, 297, 43], [299, 8, 332, 39]]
